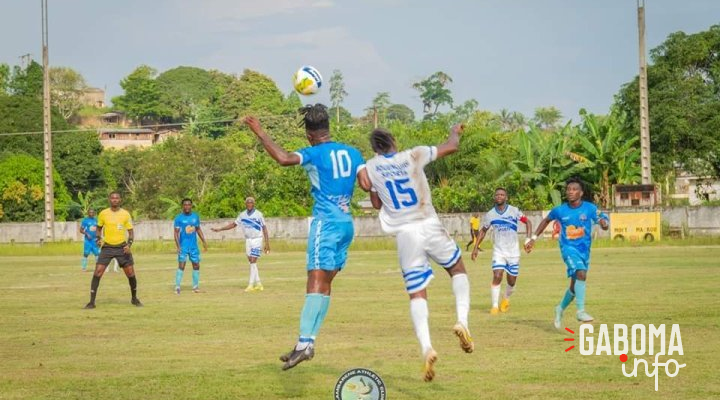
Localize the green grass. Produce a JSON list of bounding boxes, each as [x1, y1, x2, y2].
[[1, 244, 719, 399]]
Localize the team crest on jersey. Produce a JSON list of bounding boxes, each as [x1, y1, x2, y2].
[[185, 225, 196, 234], [89, 226, 96, 232], [579, 213, 587, 221], [566, 225, 585, 239]]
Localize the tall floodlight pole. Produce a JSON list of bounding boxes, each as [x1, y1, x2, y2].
[[637, 0, 652, 184], [42, 0, 55, 241]]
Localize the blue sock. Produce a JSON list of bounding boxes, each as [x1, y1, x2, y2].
[[299, 293, 324, 342], [81, 257, 88, 270], [310, 295, 331, 338], [192, 269, 199, 288], [559, 289, 575, 310], [575, 280, 587, 311], [175, 269, 184, 288]]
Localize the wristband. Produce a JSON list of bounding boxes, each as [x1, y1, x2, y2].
[[531, 234, 538, 241], [127, 239, 134, 246], [370, 187, 377, 193]]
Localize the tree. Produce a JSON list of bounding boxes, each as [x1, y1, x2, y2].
[[412, 71, 453, 118], [366, 92, 391, 125], [386, 104, 415, 123], [112, 65, 163, 122], [571, 110, 641, 208], [497, 108, 514, 132], [53, 131, 104, 196], [451, 99, 479, 123], [8, 61, 43, 98], [0, 63, 10, 95], [615, 24, 720, 179], [156, 66, 217, 121], [49, 67, 88, 121], [219, 69, 286, 118], [328, 106, 353, 125], [0, 95, 71, 157], [533, 106, 563, 130], [329, 69, 348, 124], [0, 154, 71, 221]]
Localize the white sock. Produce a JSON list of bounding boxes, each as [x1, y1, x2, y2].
[[451, 273, 470, 328], [410, 298, 432, 355], [491, 284, 501, 308], [251, 263, 261, 284], [505, 284, 516, 299]]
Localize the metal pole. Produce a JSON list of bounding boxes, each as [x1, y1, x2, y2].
[[42, 0, 55, 241], [637, 0, 652, 184]]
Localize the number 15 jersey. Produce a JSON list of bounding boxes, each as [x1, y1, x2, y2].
[[367, 146, 439, 230]]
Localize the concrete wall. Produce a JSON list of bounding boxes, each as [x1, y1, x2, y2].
[[1, 207, 719, 243]]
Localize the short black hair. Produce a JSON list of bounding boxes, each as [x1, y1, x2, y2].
[[108, 191, 121, 198], [370, 129, 396, 154], [298, 103, 329, 131], [181, 198, 193, 204], [494, 187, 507, 194], [565, 176, 584, 191]]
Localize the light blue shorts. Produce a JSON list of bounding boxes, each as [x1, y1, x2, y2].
[[562, 250, 590, 278], [83, 240, 99, 257], [178, 246, 201, 264], [306, 219, 354, 271]]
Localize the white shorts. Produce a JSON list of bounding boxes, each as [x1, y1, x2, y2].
[[492, 254, 520, 276], [245, 237, 263, 258], [393, 218, 461, 294]]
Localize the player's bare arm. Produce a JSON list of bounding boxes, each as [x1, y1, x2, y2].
[[196, 226, 208, 252], [369, 189, 383, 209], [526, 216, 552, 253], [95, 225, 104, 247], [598, 216, 609, 230], [436, 124, 464, 158], [211, 221, 237, 232], [262, 225, 270, 254], [357, 168, 372, 192], [523, 217, 534, 253], [124, 229, 134, 255], [470, 226, 489, 261], [244, 116, 301, 166], [174, 227, 181, 253]]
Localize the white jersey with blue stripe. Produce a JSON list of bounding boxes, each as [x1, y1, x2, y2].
[[235, 209, 265, 239], [294, 142, 366, 222], [367, 146, 438, 230], [482, 205, 526, 258]]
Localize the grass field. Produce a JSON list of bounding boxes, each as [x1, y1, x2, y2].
[[1, 240, 719, 399]]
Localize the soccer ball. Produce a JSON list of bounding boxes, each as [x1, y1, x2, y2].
[[293, 65, 323, 95]]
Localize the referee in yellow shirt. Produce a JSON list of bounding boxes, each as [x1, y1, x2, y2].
[[466, 213, 481, 251], [84, 192, 142, 309]]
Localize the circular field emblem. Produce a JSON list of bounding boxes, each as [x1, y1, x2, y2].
[[334, 368, 386, 400]]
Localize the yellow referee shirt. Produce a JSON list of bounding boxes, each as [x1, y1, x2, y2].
[[97, 208, 133, 246], [470, 216, 480, 230]]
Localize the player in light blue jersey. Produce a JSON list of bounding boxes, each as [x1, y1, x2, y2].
[[243, 104, 371, 371], [79, 208, 100, 271], [526, 177, 609, 327], [173, 198, 208, 294]]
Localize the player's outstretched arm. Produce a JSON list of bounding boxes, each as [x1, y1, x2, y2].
[[243, 116, 301, 166], [525, 216, 552, 253], [211, 222, 237, 232], [196, 226, 208, 252], [470, 227, 489, 261], [436, 124, 463, 159]]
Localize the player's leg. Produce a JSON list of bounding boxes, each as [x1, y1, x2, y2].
[[82, 241, 91, 271], [490, 264, 504, 315], [246, 255, 258, 292], [410, 289, 437, 382], [500, 259, 519, 312], [573, 268, 592, 322], [252, 239, 263, 290], [189, 247, 201, 292], [118, 250, 141, 306], [175, 254, 186, 295], [465, 230, 476, 251], [85, 246, 113, 308], [554, 253, 581, 328]]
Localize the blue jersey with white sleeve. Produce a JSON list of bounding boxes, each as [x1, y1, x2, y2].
[[81, 217, 98, 242], [174, 212, 201, 249], [547, 201, 608, 260], [294, 142, 366, 222]]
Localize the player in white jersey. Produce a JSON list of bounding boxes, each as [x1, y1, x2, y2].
[[212, 197, 270, 292], [471, 188, 532, 314], [366, 125, 472, 382]]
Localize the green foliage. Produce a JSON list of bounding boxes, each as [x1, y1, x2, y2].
[[412, 71, 454, 118], [8, 61, 43, 98], [386, 104, 415, 123], [0, 63, 10, 94], [49, 67, 87, 120], [533, 106, 563, 130], [218, 69, 288, 118], [328, 106, 353, 125], [0, 154, 71, 221], [156, 66, 218, 121], [112, 65, 163, 121], [0, 95, 71, 157], [53, 131, 104, 196], [615, 24, 720, 179]]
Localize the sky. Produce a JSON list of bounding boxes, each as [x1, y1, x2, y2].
[[1, 0, 718, 122]]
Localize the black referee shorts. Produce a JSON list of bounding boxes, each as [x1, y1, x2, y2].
[[97, 244, 134, 268]]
